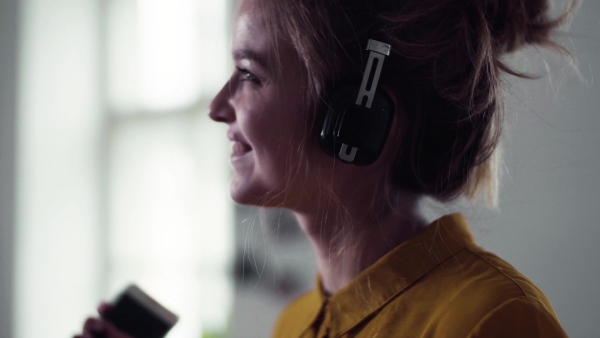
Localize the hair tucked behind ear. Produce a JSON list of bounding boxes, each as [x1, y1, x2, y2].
[[257, 0, 578, 208]]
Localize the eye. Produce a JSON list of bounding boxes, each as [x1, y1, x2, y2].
[[236, 67, 260, 84]]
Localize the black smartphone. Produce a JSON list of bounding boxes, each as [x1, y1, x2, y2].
[[103, 284, 179, 338]]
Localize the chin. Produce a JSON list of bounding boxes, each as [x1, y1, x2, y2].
[[230, 178, 269, 206], [230, 178, 297, 208]]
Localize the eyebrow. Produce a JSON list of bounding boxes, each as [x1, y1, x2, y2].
[[233, 49, 268, 68]]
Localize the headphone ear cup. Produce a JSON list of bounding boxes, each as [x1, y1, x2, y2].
[[319, 86, 394, 165]]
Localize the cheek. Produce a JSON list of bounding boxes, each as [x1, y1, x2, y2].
[[246, 100, 306, 152], [239, 85, 318, 169], [253, 122, 301, 172]]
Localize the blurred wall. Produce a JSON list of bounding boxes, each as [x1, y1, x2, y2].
[[0, 0, 18, 337], [472, 2, 600, 336]]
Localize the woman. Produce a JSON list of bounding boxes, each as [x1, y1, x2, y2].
[[77, 0, 576, 337]]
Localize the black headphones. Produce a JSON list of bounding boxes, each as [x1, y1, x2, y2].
[[319, 39, 394, 166]]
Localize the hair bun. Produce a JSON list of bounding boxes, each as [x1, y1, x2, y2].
[[484, 0, 574, 53]]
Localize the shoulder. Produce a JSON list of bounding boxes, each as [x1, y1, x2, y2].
[[460, 246, 568, 337], [426, 245, 566, 337], [466, 296, 568, 337], [462, 245, 557, 308], [372, 245, 567, 337]]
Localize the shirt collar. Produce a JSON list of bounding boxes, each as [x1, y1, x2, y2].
[[300, 213, 476, 336]]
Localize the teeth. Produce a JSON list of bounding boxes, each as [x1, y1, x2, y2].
[[232, 142, 251, 154]]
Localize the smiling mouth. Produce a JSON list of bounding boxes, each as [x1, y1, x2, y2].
[[232, 141, 252, 156]]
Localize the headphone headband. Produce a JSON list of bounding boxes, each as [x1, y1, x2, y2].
[[356, 39, 391, 108]]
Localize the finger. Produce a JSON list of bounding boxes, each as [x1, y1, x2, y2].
[[97, 302, 112, 318], [83, 317, 106, 334], [83, 317, 94, 332]]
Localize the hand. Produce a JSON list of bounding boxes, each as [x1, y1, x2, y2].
[[73, 302, 134, 338]]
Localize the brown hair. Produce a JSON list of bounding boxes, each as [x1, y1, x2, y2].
[[257, 0, 578, 207]]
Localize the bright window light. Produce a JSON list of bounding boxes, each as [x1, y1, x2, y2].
[[138, 0, 201, 111], [104, 1, 233, 337], [107, 0, 228, 113], [108, 115, 232, 338]]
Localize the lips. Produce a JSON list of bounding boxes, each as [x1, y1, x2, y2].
[[228, 130, 252, 157], [232, 141, 252, 155]]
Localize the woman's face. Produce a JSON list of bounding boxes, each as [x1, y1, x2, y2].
[[209, 0, 320, 207]]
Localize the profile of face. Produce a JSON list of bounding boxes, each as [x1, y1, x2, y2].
[[209, 0, 323, 207]]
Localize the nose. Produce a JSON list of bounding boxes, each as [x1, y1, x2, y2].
[[208, 80, 235, 123]]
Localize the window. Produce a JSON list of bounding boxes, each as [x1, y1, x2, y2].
[[104, 1, 233, 337]]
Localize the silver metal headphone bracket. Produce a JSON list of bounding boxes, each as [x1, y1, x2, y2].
[[355, 39, 391, 109]]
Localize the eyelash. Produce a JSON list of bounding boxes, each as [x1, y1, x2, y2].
[[236, 67, 260, 84]]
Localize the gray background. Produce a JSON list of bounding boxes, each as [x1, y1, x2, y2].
[[0, 0, 19, 336]]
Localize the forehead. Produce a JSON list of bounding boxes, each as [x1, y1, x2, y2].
[[232, 0, 268, 54], [232, 0, 305, 76]]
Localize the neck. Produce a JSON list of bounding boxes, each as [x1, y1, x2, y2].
[[292, 193, 430, 295]]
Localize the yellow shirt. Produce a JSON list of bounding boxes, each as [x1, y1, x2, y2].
[[271, 213, 567, 337]]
